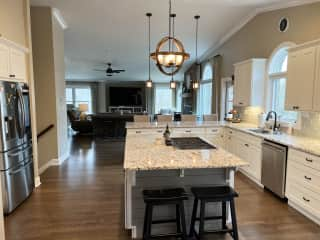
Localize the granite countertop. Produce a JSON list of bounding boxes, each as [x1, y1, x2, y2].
[[224, 123, 320, 157], [125, 121, 221, 129], [124, 135, 248, 171], [126, 121, 320, 157]]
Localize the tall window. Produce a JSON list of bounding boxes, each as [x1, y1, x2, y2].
[[154, 85, 173, 114], [225, 81, 233, 116], [66, 86, 93, 113], [197, 64, 212, 116], [269, 46, 297, 123]]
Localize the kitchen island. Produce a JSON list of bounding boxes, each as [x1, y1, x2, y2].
[[124, 122, 247, 239]]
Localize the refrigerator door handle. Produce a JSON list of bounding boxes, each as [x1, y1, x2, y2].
[[18, 87, 26, 136], [9, 164, 26, 175]]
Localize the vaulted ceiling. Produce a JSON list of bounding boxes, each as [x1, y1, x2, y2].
[[30, 0, 309, 82]]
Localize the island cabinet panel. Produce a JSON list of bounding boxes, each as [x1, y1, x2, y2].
[[130, 169, 229, 239]]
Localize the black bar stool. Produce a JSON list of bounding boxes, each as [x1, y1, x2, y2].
[[189, 186, 239, 240], [142, 188, 188, 240]]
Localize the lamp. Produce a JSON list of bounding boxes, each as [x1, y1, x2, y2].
[[193, 15, 200, 90], [78, 103, 88, 120], [146, 13, 153, 88], [170, 72, 176, 89], [150, 0, 190, 76]]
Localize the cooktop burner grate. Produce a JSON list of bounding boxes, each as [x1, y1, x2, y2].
[[169, 137, 216, 150]]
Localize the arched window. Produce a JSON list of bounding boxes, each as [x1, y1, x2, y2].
[[269, 44, 297, 123], [197, 63, 213, 116]]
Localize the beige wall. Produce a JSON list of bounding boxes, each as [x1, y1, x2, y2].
[[210, 2, 320, 78], [202, 2, 320, 138], [31, 7, 58, 168], [31, 6, 68, 168]]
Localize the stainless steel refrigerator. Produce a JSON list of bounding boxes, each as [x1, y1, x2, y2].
[[0, 80, 34, 214]]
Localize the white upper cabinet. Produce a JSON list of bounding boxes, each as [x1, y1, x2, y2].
[[0, 43, 10, 79], [9, 48, 26, 81], [286, 45, 317, 111], [0, 38, 28, 82], [233, 59, 266, 107]]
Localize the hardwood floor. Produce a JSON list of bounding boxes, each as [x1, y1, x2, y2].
[[4, 135, 320, 240]]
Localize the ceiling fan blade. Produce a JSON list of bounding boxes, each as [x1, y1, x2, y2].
[[113, 70, 125, 73]]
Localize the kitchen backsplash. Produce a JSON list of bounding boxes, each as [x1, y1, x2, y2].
[[235, 106, 320, 139]]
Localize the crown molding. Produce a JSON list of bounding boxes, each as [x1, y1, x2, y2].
[[52, 8, 68, 30], [199, 0, 320, 62]]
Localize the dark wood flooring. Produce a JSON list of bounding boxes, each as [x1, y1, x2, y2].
[[4, 135, 320, 240]]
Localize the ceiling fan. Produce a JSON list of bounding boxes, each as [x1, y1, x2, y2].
[[94, 63, 125, 76]]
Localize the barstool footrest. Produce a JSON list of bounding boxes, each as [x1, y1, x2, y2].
[[149, 232, 184, 239], [194, 215, 223, 221], [151, 218, 178, 224]]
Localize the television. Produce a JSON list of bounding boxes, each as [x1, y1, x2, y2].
[[109, 87, 143, 106]]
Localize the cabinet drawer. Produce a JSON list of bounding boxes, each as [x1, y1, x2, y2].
[[173, 128, 206, 135], [288, 148, 320, 171], [287, 160, 320, 193], [205, 127, 222, 135], [127, 129, 164, 136], [286, 181, 320, 217]]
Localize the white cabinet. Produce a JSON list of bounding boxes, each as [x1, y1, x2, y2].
[[0, 39, 28, 82], [286, 46, 317, 111], [205, 127, 225, 147], [0, 43, 10, 78], [286, 148, 320, 224], [233, 59, 266, 107], [9, 48, 27, 81]]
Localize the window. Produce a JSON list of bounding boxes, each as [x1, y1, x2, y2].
[[269, 45, 297, 123], [154, 85, 173, 114], [225, 81, 233, 116], [66, 86, 93, 113], [176, 83, 182, 112], [197, 63, 213, 116]]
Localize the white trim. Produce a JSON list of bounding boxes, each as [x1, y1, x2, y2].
[[220, 77, 232, 121], [52, 8, 68, 30], [34, 176, 41, 187], [0, 36, 29, 53], [38, 153, 69, 175], [238, 168, 264, 188], [199, 0, 320, 62]]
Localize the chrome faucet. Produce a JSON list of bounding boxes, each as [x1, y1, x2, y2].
[[266, 111, 278, 131]]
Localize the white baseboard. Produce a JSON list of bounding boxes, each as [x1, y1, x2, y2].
[[38, 152, 70, 175], [34, 176, 41, 187], [238, 169, 264, 188], [288, 200, 320, 226]]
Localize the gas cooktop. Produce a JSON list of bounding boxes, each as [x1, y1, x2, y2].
[[168, 137, 216, 150]]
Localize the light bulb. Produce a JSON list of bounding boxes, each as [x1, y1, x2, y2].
[[146, 80, 153, 88], [170, 80, 176, 89]]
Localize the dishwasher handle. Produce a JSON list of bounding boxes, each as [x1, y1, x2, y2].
[[262, 141, 287, 153]]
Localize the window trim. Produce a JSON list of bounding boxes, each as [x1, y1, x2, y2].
[[266, 42, 297, 124]]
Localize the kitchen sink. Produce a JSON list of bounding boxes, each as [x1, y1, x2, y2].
[[249, 129, 272, 134]]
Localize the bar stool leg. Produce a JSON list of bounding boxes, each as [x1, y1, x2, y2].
[[145, 204, 153, 240], [222, 201, 227, 229], [143, 203, 148, 239], [198, 200, 206, 239], [230, 199, 239, 240], [179, 200, 188, 240], [189, 198, 198, 237], [176, 204, 181, 233]]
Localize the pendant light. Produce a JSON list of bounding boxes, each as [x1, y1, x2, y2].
[[170, 74, 176, 89], [146, 13, 153, 88], [150, 0, 190, 76], [193, 15, 200, 90]]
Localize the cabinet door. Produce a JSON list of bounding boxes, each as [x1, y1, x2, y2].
[[9, 48, 27, 81], [0, 43, 10, 79], [247, 144, 262, 181], [234, 63, 251, 107], [313, 47, 320, 111], [286, 47, 316, 111]]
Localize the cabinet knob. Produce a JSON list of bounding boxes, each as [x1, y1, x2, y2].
[[304, 176, 312, 181], [244, 143, 249, 147], [239, 102, 243, 105], [9, 74, 16, 78], [302, 196, 310, 202], [135, 131, 142, 134], [305, 158, 313, 163]]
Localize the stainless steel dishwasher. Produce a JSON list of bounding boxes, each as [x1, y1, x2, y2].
[[261, 140, 288, 198]]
